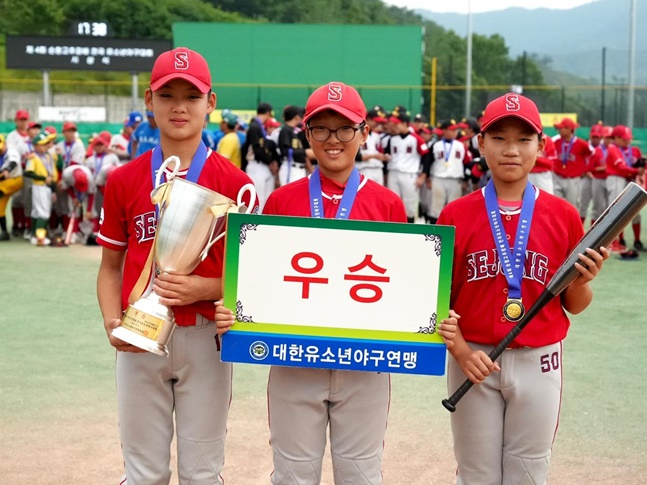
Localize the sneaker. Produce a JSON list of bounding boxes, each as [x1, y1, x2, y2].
[[30, 236, 38, 246], [23, 229, 32, 240], [0, 232, 9, 241], [609, 241, 622, 253], [11, 228, 20, 237], [634, 240, 644, 251]]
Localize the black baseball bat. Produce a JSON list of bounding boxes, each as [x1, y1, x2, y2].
[[442, 182, 647, 412]]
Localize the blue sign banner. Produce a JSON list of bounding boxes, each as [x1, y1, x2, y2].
[[222, 331, 447, 376]]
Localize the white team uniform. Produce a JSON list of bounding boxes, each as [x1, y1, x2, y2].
[[357, 131, 385, 185], [384, 132, 428, 218], [429, 139, 466, 218]]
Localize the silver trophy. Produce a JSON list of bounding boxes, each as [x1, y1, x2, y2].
[[112, 156, 256, 356]]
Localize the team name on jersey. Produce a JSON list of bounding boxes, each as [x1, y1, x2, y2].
[[134, 211, 157, 243], [466, 249, 549, 285]]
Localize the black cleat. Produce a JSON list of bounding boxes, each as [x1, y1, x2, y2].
[[634, 240, 644, 251]]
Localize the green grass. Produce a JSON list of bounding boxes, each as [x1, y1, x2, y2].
[[0, 211, 646, 482]]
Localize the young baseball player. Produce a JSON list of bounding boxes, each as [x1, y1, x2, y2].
[[436, 93, 609, 485], [383, 111, 430, 222], [96, 47, 257, 485], [0, 134, 23, 240], [23, 130, 58, 245], [606, 125, 644, 251], [552, 117, 595, 208], [216, 81, 407, 484], [423, 119, 466, 224]]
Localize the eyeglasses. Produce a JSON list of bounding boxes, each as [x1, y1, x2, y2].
[[307, 122, 365, 142]]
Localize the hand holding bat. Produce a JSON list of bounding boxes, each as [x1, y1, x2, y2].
[[442, 182, 647, 412]]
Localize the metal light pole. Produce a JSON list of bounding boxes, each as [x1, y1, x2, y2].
[[627, 0, 636, 129], [465, 0, 473, 118]]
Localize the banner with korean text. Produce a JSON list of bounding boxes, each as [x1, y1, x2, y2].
[[221, 213, 454, 376]]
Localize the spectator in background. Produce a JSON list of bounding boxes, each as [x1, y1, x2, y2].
[[216, 111, 242, 168], [19, 121, 44, 239], [6, 109, 31, 158], [202, 114, 218, 150], [131, 110, 159, 158], [86, 131, 120, 237], [53, 122, 85, 234], [528, 134, 557, 194], [384, 112, 430, 223], [278, 105, 309, 186], [552, 117, 594, 208], [357, 109, 390, 185], [59, 163, 95, 244], [0, 134, 23, 241], [23, 130, 57, 245], [424, 119, 465, 224], [111, 111, 143, 162], [242, 102, 276, 207], [411, 113, 427, 135]]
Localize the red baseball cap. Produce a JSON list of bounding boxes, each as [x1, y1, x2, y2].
[[28, 121, 42, 130], [72, 168, 89, 193], [62, 121, 77, 132], [304, 82, 366, 125], [611, 124, 632, 140], [15, 109, 29, 120], [93, 131, 112, 147], [602, 125, 614, 138], [554, 117, 579, 130], [589, 123, 604, 137], [480, 93, 542, 134], [150, 47, 212, 94], [264, 117, 281, 128]]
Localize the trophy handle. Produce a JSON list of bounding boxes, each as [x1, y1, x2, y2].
[[155, 155, 181, 188], [199, 214, 228, 262], [237, 183, 257, 213]]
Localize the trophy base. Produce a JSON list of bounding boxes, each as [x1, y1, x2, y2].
[[112, 295, 176, 357], [112, 325, 170, 357]]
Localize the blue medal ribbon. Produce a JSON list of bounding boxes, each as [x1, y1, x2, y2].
[[94, 153, 105, 176], [64, 142, 75, 167], [621, 147, 634, 167], [484, 179, 536, 301], [443, 140, 453, 162], [560, 137, 575, 167], [150, 141, 208, 189], [150, 142, 209, 218], [309, 166, 360, 220]]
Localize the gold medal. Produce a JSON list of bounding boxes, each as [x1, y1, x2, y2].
[[503, 299, 525, 322]]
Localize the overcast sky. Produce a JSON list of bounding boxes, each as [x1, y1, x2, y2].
[[383, 0, 600, 14]]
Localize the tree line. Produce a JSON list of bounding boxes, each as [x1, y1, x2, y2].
[[0, 0, 550, 120]]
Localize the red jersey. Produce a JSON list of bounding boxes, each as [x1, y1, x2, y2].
[[552, 136, 594, 178], [263, 171, 407, 223], [437, 187, 584, 348], [589, 144, 607, 179], [605, 144, 640, 179], [532, 135, 556, 173], [97, 149, 257, 326]]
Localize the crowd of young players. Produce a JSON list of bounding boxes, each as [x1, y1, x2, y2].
[[0, 102, 644, 251]]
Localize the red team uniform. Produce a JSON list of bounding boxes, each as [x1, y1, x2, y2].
[[437, 94, 608, 485], [438, 188, 583, 347], [98, 150, 255, 325], [552, 123, 594, 207], [264, 172, 406, 221]]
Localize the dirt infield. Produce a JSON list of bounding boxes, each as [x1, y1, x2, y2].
[[2, 240, 647, 484]]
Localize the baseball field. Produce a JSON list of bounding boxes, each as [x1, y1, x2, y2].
[[1, 229, 646, 484]]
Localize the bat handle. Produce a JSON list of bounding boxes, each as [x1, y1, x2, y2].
[[442, 378, 474, 412]]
